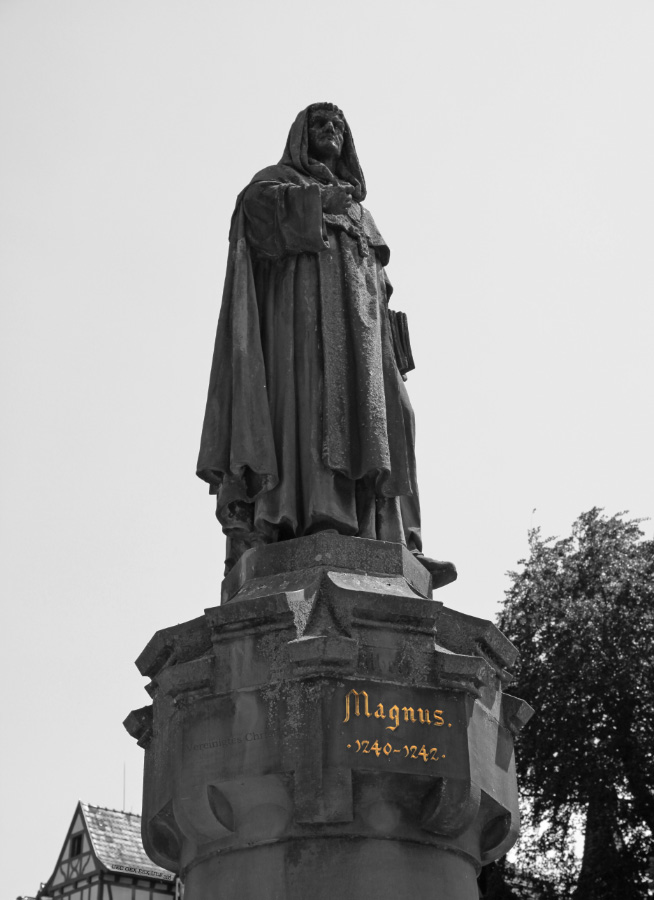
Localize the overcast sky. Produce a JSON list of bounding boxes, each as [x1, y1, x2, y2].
[[2, 2, 653, 897]]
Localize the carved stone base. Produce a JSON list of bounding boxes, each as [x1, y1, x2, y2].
[[125, 534, 533, 900]]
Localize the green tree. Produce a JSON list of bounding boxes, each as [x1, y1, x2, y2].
[[496, 509, 654, 899]]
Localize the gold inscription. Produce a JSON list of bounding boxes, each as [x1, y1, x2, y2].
[[343, 689, 449, 734], [345, 738, 447, 762], [343, 689, 372, 723]]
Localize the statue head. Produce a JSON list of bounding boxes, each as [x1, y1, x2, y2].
[[278, 103, 366, 202], [307, 102, 346, 169]]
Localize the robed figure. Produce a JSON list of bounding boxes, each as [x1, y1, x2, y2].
[[198, 103, 455, 587]]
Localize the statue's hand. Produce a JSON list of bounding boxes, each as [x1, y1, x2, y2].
[[321, 183, 353, 215]]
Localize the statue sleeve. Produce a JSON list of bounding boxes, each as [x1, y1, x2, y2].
[[242, 181, 329, 258]]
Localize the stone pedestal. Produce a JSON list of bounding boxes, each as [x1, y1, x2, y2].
[[125, 534, 533, 900]]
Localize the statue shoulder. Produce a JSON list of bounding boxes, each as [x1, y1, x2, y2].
[[248, 164, 312, 188], [230, 166, 317, 241]]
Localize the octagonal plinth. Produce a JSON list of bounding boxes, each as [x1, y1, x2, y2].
[[125, 535, 533, 900]]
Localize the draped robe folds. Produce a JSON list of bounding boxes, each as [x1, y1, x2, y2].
[[197, 114, 422, 560]]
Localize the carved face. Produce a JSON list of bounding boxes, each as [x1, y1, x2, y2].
[[308, 108, 345, 163]]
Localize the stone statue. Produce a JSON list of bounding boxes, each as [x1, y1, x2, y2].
[[128, 104, 531, 900], [197, 102, 456, 588]]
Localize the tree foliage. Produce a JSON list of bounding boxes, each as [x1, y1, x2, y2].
[[494, 509, 654, 899]]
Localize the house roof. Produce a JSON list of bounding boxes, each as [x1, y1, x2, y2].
[[81, 804, 174, 882]]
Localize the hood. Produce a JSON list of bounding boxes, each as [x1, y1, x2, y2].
[[279, 104, 366, 201]]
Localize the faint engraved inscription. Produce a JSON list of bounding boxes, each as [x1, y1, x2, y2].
[[185, 729, 275, 753]]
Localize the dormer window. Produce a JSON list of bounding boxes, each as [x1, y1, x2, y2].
[[70, 834, 83, 857]]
